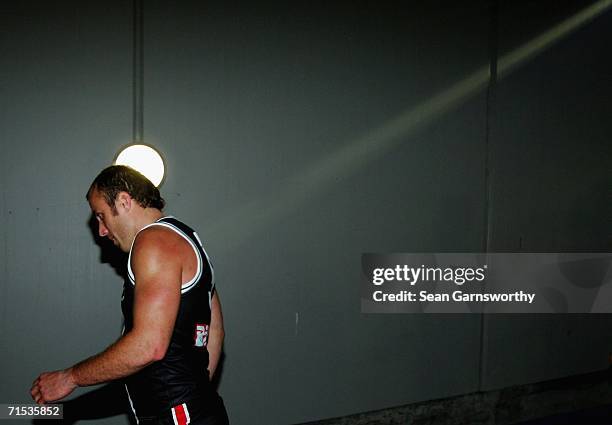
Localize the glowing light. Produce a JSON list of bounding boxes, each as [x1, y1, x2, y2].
[[115, 144, 165, 187]]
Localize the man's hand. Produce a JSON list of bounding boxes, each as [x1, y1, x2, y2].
[[30, 369, 77, 404]]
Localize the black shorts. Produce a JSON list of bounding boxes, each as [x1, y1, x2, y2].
[[137, 395, 229, 425]]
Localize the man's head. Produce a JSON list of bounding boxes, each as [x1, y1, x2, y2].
[[86, 165, 165, 212], [86, 165, 165, 252]]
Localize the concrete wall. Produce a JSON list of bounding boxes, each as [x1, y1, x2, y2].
[[483, 0, 612, 391], [0, 1, 135, 423], [0, 1, 610, 424]]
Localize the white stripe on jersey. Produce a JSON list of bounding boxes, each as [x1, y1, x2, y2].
[[127, 218, 204, 294]]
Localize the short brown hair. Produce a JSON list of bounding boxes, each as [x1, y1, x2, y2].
[[86, 165, 165, 211]]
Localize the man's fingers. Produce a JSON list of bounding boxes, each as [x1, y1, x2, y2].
[[29, 370, 74, 405], [30, 377, 47, 405], [34, 388, 45, 405], [31, 386, 42, 403], [31, 387, 39, 403]]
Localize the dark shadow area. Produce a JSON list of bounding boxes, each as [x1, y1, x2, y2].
[[87, 213, 128, 280], [517, 404, 612, 425], [31, 382, 136, 425], [566, 179, 612, 253]]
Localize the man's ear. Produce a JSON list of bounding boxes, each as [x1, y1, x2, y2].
[[115, 191, 132, 212]]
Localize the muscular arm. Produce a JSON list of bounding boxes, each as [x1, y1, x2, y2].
[[72, 234, 181, 385], [31, 228, 182, 403], [206, 291, 225, 378]]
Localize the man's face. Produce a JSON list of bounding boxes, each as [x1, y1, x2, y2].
[[88, 189, 129, 252]]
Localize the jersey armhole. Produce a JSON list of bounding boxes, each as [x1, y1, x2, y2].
[[128, 222, 203, 292]]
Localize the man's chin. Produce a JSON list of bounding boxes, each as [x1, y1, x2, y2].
[[111, 240, 126, 252]]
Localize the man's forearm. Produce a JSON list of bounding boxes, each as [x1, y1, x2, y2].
[[69, 332, 158, 387], [206, 327, 224, 378]]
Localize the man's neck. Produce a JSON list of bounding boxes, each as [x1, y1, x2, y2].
[[138, 208, 165, 229], [128, 208, 165, 242]]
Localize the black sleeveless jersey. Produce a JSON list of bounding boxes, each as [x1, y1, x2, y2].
[[121, 216, 217, 419]]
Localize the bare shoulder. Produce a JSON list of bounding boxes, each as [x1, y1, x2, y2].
[[132, 225, 186, 267]]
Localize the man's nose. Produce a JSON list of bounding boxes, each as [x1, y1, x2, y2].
[[98, 222, 108, 237]]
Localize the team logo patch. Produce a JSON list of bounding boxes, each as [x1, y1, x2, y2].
[[194, 323, 209, 347]]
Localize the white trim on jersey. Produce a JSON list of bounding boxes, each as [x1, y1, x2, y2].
[[127, 218, 204, 294], [193, 230, 217, 309], [199, 236, 216, 287], [127, 216, 176, 283], [124, 384, 139, 424], [171, 406, 178, 425], [183, 403, 191, 423], [151, 221, 203, 293], [193, 231, 203, 248]]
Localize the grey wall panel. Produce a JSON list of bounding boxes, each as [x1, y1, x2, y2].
[[0, 2, 133, 424], [144, 1, 489, 423], [482, 4, 612, 391]]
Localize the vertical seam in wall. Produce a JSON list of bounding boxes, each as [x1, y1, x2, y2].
[[0, 104, 8, 343], [478, 0, 499, 393], [0, 187, 6, 340], [133, 0, 144, 143]]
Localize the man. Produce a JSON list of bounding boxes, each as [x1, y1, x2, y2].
[[30, 165, 229, 425]]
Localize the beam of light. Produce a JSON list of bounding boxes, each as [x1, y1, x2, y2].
[[115, 144, 165, 187], [497, 0, 612, 78], [207, 0, 612, 252]]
